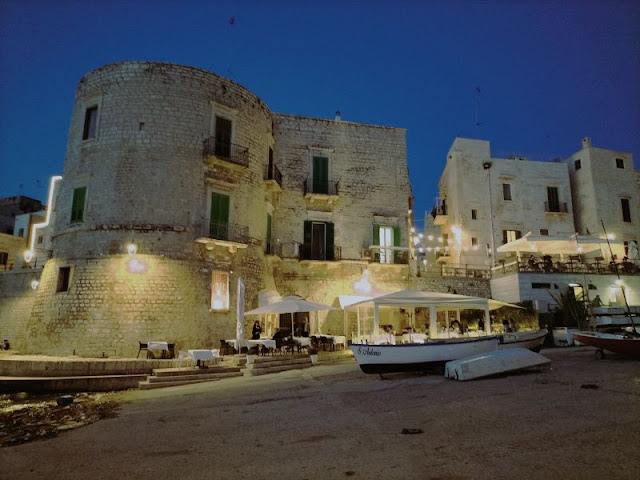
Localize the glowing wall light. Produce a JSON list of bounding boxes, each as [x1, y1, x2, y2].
[[127, 243, 138, 256], [31, 279, 39, 290], [354, 269, 372, 294]]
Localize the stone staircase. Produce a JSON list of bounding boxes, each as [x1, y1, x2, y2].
[[244, 353, 312, 376], [138, 364, 244, 390]]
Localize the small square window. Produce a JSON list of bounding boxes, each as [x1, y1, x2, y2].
[[37, 236, 43, 244], [57, 266, 72, 292], [471, 209, 477, 220], [0, 251, 8, 266], [471, 237, 478, 246], [83, 106, 98, 140], [540, 229, 549, 236], [574, 159, 581, 170], [616, 158, 624, 169]]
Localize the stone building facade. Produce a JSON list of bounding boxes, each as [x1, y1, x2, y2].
[[1, 62, 416, 356]]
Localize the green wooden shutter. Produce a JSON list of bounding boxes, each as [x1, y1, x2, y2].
[[70, 187, 87, 223], [210, 192, 230, 239], [372, 224, 380, 246], [303, 221, 312, 260], [313, 156, 328, 194], [326, 222, 334, 261], [393, 226, 401, 263]]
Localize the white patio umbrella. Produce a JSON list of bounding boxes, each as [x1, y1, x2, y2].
[[236, 278, 245, 348], [245, 295, 337, 336]]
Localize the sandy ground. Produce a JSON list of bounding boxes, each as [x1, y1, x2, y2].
[[1, 347, 639, 480]]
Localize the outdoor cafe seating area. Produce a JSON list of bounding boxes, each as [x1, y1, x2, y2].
[[494, 254, 640, 276], [221, 334, 346, 356]]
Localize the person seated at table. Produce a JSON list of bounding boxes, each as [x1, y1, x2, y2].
[[251, 320, 262, 340]]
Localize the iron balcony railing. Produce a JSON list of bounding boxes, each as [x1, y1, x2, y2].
[[431, 204, 447, 217], [544, 201, 568, 213], [264, 162, 283, 188], [303, 178, 339, 196], [299, 246, 342, 261], [368, 249, 409, 265], [491, 257, 639, 278], [265, 241, 282, 257], [208, 222, 250, 244], [203, 137, 249, 167]]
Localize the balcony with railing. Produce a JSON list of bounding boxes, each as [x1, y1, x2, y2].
[[430, 200, 448, 225], [299, 245, 342, 262], [264, 162, 283, 191], [303, 177, 339, 208], [195, 221, 250, 254], [203, 137, 249, 167], [362, 247, 409, 265], [544, 201, 568, 214]]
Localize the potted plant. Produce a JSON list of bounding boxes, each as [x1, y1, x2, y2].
[[308, 347, 318, 365], [247, 346, 259, 364], [548, 287, 588, 346]]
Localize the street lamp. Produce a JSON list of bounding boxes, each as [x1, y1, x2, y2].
[[483, 162, 495, 266]]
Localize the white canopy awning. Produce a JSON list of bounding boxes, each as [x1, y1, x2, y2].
[[245, 295, 337, 315], [497, 232, 610, 255], [346, 289, 520, 311]]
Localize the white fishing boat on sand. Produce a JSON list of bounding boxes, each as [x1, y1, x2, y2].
[[499, 329, 547, 352], [444, 348, 551, 381], [350, 336, 499, 374]]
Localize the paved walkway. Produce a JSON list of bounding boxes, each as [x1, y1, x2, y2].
[[2, 347, 639, 480]]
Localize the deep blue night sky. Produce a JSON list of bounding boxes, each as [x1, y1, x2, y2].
[[1, 0, 638, 227]]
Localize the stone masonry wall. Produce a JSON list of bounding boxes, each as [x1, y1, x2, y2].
[[0, 270, 40, 350], [273, 114, 411, 261]]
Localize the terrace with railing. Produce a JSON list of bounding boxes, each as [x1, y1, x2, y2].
[[492, 256, 640, 278]]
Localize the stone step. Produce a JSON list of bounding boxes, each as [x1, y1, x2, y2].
[[244, 361, 313, 376], [147, 370, 243, 383], [152, 366, 240, 377], [247, 357, 311, 370], [138, 371, 244, 390]]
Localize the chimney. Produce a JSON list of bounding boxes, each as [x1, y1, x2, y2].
[[582, 137, 592, 149], [335, 110, 342, 122]]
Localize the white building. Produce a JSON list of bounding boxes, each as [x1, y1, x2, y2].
[[430, 137, 639, 313]]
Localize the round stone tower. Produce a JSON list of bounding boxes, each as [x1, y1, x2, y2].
[[26, 62, 277, 356]]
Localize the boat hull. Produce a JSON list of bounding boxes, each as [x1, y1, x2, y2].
[[350, 337, 500, 374], [572, 332, 640, 358], [498, 329, 547, 352], [445, 348, 551, 381]]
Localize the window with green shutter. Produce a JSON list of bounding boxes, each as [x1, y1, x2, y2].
[[312, 156, 329, 194], [70, 187, 87, 224], [210, 192, 230, 239]]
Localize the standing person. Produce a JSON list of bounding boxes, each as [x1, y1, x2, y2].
[[251, 321, 262, 340]]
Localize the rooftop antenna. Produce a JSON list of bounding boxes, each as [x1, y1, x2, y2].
[[473, 86, 483, 126]]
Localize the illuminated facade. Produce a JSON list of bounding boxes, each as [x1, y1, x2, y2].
[[1, 62, 413, 356], [431, 137, 640, 312]]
